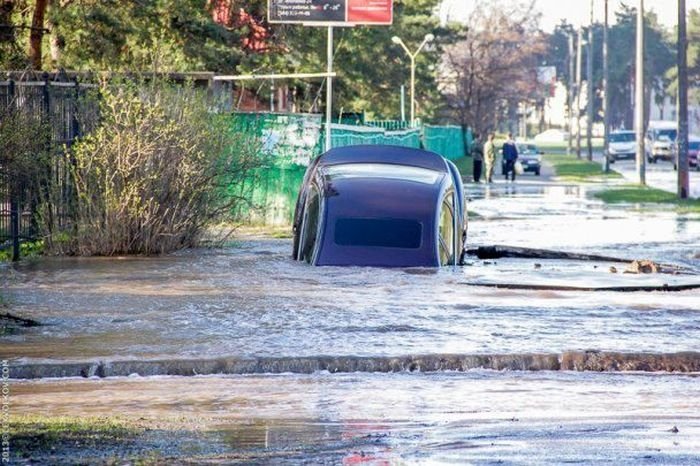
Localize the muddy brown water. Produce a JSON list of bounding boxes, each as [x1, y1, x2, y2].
[[3, 179, 700, 463], [10, 371, 700, 464], [1, 181, 699, 371]]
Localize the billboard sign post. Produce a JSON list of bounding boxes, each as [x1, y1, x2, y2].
[[268, 0, 394, 151]]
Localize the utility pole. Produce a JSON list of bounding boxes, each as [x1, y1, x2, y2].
[[568, 33, 575, 156], [326, 26, 333, 151], [587, 0, 595, 162], [603, 0, 611, 173], [678, 0, 689, 198], [576, 28, 583, 159], [635, 0, 646, 185]]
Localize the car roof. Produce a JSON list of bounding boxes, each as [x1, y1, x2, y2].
[[307, 145, 457, 267], [317, 145, 449, 173]]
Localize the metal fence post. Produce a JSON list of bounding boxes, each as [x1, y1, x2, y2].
[[10, 197, 19, 262], [7, 79, 21, 261]]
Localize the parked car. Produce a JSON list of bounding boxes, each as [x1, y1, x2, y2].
[[606, 130, 636, 162], [292, 145, 468, 267], [646, 121, 677, 163], [501, 143, 543, 176]]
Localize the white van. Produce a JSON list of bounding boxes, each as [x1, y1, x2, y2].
[[646, 121, 677, 163]]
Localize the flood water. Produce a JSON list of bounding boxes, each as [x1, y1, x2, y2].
[[2, 181, 699, 364], [11, 371, 700, 464], [3, 177, 700, 463]]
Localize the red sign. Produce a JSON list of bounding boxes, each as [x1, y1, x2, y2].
[[347, 0, 392, 25]]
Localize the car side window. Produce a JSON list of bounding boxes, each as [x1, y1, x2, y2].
[[439, 192, 455, 266], [300, 186, 321, 264]]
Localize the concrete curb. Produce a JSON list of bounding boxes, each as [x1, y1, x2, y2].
[[9, 351, 700, 379]]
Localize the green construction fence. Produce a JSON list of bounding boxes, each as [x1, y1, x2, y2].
[[229, 113, 473, 225], [329, 124, 421, 150], [423, 125, 471, 161]]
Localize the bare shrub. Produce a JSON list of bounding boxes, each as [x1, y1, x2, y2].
[[46, 80, 265, 255]]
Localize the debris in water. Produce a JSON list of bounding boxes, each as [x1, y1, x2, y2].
[[609, 266, 618, 274], [624, 260, 662, 274], [0, 312, 40, 327], [534, 263, 542, 269], [670, 426, 679, 433]]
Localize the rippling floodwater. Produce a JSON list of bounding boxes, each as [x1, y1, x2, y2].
[[2, 181, 700, 363], [4, 178, 700, 463], [12, 372, 700, 464]]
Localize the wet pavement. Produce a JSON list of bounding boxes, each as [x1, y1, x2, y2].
[[3, 173, 700, 463], [10, 372, 700, 464], [596, 153, 700, 198]]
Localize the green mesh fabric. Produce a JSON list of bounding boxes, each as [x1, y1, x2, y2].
[[229, 114, 471, 225]]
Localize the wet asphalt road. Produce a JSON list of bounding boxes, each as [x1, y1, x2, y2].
[[591, 151, 700, 198]]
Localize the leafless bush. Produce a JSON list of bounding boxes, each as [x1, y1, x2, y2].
[[440, 0, 546, 135], [44, 80, 266, 255]]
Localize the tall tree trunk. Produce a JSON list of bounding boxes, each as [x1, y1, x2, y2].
[[47, 0, 62, 69], [28, 0, 49, 70]]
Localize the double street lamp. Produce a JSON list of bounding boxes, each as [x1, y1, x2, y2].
[[392, 33, 434, 127]]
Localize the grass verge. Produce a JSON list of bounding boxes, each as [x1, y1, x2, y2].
[[10, 415, 153, 463], [544, 153, 622, 181], [594, 185, 700, 213], [536, 139, 604, 152], [0, 240, 44, 262]]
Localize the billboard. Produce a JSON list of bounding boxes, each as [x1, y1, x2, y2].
[[268, 0, 393, 25]]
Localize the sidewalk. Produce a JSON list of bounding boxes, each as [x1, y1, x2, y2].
[[596, 153, 700, 198]]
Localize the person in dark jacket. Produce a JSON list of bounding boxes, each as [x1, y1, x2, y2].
[[471, 133, 484, 183], [502, 133, 519, 182]]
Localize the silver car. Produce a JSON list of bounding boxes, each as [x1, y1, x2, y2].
[[606, 131, 636, 162]]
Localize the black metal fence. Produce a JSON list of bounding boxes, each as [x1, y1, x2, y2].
[[0, 74, 98, 261]]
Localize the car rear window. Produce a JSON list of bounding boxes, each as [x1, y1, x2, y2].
[[324, 163, 441, 185], [334, 218, 422, 249]]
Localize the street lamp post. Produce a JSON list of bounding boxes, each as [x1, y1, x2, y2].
[[576, 28, 583, 159], [635, 0, 646, 185], [392, 34, 435, 127], [678, 0, 690, 199], [603, 0, 610, 173], [587, 0, 594, 162]]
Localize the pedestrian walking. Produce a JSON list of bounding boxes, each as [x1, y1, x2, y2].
[[471, 133, 484, 183], [502, 133, 519, 182], [484, 133, 496, 183]]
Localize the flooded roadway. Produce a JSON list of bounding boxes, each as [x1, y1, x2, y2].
[[3, 180, 699, 365], [3, 176, 700, 463], [10, 371, 700, 464]]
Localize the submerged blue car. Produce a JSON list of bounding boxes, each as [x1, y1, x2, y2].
[[292, 145, 467, 267]]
